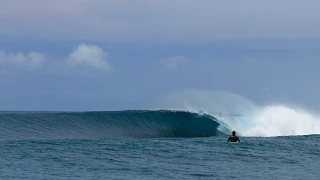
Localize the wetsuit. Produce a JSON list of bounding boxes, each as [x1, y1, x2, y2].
[[227, 136, 240, 142]]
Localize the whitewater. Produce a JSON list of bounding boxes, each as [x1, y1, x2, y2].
[[213, 105, 320, 137]]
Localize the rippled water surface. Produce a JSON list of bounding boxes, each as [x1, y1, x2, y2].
[[1, 135, 320, 179]]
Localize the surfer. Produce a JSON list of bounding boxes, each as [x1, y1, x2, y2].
[[227, 131, 240, 142]]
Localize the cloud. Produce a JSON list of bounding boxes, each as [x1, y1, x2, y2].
[[0, 43, 111, 74], [0, 50, 45, 70], [65, 43, 110, 71], [159, 56, 188, 70]]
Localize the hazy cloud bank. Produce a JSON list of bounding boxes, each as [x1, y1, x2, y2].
[[0, 43, 111, 73]]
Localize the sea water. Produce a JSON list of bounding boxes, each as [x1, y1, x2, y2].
[[0, 110, 320, 179]]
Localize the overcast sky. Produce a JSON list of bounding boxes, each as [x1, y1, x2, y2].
[[1, 0, 320, 42], [1, 0, 320, 112]]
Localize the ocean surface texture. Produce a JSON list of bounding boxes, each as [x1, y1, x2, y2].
[[0, 110, 319, 179]]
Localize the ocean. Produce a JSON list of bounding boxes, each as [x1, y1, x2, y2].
[[1, 109, 320, 179]]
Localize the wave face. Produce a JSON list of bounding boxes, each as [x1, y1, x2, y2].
[[0, 110, 226, 141]]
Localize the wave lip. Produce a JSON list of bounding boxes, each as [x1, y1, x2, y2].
[[0, 110, 225, 141]]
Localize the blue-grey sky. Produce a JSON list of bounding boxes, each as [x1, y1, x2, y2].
[[1, 0, 320, 111]]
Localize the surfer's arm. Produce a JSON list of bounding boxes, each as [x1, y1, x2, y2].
[[237, 137, 240, 142], [227, 137, 230, 142]]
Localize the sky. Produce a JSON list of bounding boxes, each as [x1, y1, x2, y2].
[[1, 0, 320, 112]]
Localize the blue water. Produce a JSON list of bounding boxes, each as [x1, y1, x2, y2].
[[1, 110, 320, 179]]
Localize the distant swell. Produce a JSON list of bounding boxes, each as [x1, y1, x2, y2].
[[0, 110, 227, 141]]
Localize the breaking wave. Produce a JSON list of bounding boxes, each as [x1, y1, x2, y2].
[[1, 105, 320, 141]]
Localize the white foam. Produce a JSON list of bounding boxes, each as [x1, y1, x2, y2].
[[236, 105, 320, 137]]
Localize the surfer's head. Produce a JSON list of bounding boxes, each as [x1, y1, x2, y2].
[[232, 131, 236, 136]]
